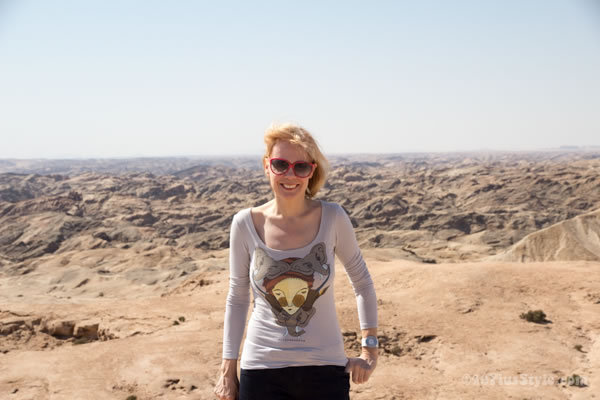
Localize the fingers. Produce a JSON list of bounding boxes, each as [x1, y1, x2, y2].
[[354, 365, 368, 384], [344, 357, 355, 373], [346, 357, 375, 384], [213, 388, 236, 400], [213, 374, 239, 400], [214, 395, 234, 400]]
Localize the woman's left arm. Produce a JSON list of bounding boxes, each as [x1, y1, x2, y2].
[[334, 204, 379, 384]]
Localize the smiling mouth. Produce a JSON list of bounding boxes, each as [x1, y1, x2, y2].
[[280, 183, 299, 190]]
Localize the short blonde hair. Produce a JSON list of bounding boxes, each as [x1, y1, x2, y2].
[[263, 123, 329, 198]]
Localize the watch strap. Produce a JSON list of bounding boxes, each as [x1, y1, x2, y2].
[[361, 335, 379, 348]]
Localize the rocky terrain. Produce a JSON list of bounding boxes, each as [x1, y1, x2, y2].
[[0, 157, 258, 176], [1, 152, 599, 270], [1, 152, 599, 399], [492, 208, 600, 262]]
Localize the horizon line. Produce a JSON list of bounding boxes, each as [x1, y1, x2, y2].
[[2, 146, 600, 161]]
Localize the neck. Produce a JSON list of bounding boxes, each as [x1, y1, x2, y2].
[[271, 196, 310, 218]]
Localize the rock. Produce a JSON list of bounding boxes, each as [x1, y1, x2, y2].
[[74, 323, 99, 340], [126, 212, 159, 227], [0, 320, 26, 335], [93, 231, 112, 242], [42, 320, 76, 338], [344, 173, 363, 182], [109, 227, 142, 243]]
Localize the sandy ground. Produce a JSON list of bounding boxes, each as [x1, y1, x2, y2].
[[1, 250, 598, 400]]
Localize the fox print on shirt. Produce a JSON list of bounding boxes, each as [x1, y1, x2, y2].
[[251, 243, 331, 337]]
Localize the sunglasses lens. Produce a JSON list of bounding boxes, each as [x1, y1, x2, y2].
[[293, 162, 312, 177], [270, 159, 290, 174]]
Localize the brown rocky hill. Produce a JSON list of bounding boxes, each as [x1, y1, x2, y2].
[[492, 208, 600, 262]]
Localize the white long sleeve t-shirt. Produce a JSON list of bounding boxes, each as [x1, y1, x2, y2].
[[222, 200, 377, 369]]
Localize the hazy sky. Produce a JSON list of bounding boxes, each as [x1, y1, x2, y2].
[[1, 0, 599, 158]]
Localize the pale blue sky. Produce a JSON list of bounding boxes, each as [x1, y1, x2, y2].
[[1, 0, 599, 158]]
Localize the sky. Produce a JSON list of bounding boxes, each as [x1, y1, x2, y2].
[[0, 0, 599, 158]]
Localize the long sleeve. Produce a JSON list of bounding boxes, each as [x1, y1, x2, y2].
[[334, 204, 378, 329], [222, 212, 251, 359]]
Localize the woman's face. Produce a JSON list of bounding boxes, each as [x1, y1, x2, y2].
[[264, 141, 315, 200]]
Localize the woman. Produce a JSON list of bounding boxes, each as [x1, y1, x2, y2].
[[214, 123, 378, 400]]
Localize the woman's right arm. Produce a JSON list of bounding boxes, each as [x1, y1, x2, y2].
[[214, 214, 251, 400]]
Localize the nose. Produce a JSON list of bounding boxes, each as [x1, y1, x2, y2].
[[284, 166, 295, 177]]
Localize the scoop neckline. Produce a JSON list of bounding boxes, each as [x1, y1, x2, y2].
[[247, 200, 325, 253]]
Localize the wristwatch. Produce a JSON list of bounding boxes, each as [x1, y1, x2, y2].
[[361, 335, 379, 348]]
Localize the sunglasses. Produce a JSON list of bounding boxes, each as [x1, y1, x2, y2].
[[269, 158, 316, 178]]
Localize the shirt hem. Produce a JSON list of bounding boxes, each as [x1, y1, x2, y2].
[[240, 358, 348, 370]]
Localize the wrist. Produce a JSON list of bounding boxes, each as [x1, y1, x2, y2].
[[362, 346, 378, 358], [220, 359, 238, 375]]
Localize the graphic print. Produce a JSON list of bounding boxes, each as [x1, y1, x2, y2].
[[251, 243, 331, 337]]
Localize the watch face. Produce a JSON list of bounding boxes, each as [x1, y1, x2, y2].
[[366, 336, 377, 347]]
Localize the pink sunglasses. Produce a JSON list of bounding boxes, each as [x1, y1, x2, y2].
[[269, 158, 316, 178]]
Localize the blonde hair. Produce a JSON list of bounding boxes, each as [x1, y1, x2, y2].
[[263, 123, 329, 198]]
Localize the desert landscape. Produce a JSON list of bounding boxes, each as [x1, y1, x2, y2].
[[1, 151, 599, 399]]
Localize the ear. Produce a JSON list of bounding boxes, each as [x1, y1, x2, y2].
[[263, 157, 270, 176]]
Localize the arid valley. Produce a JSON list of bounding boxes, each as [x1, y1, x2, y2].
[[1, 152, 599, 399]]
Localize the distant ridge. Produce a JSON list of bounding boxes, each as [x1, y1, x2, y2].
[[491, 208, 600, 262]]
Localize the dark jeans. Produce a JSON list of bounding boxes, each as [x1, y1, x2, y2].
[[239, 365, 350, 400]]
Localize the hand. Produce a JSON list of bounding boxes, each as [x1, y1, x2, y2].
[[213, 373, 239, 400], [345, 347, 378, 384], [214, 359, 239, 400]]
